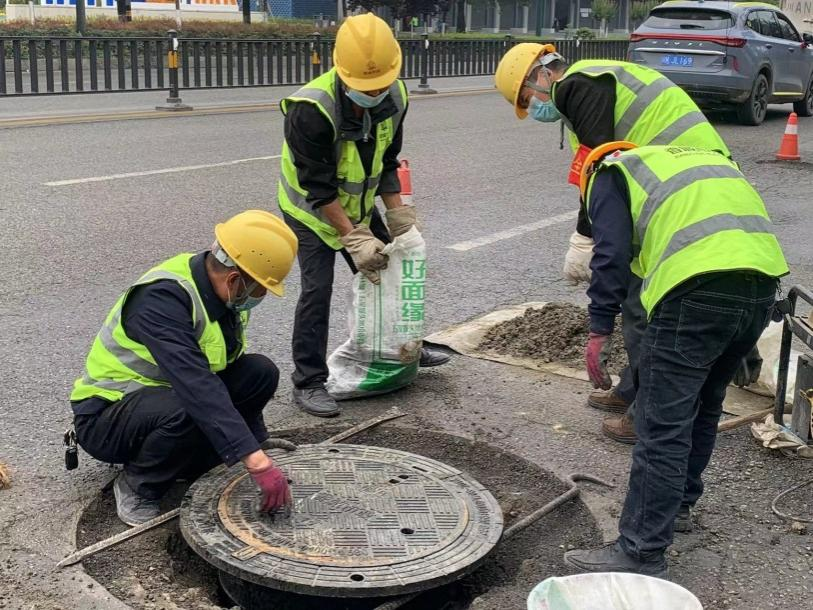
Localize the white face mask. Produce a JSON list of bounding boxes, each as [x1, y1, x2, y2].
[[345, 88, 389, 108], [227, 275, 263, 312]]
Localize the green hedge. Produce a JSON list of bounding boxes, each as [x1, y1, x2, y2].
[[0, 16, 336, 38]]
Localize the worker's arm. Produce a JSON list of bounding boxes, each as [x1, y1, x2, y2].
[[555, 74, 616, 238], [122, 283, 263, 467], [378, 105, 409, 210], [585, 168, 634, 334]]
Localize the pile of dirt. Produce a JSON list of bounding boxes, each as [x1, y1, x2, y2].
[[478, 303, 628, 373], [77, 426, 601, 610]]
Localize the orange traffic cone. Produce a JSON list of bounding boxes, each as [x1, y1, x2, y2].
[[397, 159, 413, 205], [776, 112, 801, 161]]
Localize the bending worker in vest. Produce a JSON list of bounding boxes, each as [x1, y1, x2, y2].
[[564, 143, 788, 576], [494, 44, 762, 445], [278, 13, 449, 418], [69, 211, 298, 526]]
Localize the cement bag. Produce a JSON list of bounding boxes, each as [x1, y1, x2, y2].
[[527, 573, 702, 610], [326, 226, 425, 400], [756, 321, 801, 404]]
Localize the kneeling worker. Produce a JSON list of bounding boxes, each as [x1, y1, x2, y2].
[[69, 211, 298, 526], [568, 143, 788, 576]]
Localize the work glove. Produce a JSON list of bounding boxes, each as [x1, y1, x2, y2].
[[385, 205, 419, 238], [340, 226, 388, 285], [248, 463, 292, 514], [260, 438, 298, 452], [732, 347, 763, 387], [585, 332, 613, 390], [563, 231, 594, 285]]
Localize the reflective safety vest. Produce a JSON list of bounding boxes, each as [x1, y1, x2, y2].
[[70, 254, 248, 404], [554, 60, 730, 157], [278, 69, 408, 250], [586, 146, 788, 315]]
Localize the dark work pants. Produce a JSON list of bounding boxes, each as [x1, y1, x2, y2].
[[618, 273, 775, 558], [74, 354, 279, 500], [283, 208, 390, 389]]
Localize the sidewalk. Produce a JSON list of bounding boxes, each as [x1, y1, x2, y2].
[[0, 75, 495, 121]]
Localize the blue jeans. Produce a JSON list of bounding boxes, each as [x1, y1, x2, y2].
[[618, 272, 776, 559]]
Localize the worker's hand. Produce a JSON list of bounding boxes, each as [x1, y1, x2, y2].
[[260, 437, 298, 452], [385, 205, 419, 238], [248, 462, 292, 513], [732, 348, 763, 387], [340, 226, 389, 285], [563, 232, 594, 285], [585, 332, 613, 390]]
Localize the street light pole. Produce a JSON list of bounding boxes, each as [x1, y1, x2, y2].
[[76, 0, 86, 34], [535, 0, 543, 37]]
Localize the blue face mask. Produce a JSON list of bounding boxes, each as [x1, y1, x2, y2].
[[528, 97, 561, 123], [233, 294, 264, 312], [346, 88, 389, 109]]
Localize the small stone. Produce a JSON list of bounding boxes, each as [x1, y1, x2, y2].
[[791, 521, 808, 535]]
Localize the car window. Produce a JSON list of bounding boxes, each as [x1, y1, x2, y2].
[[775, 13, 801, 42], [746, 11, 762, 35], [642, 8, 735, 30], [758, 10, 783, 39]]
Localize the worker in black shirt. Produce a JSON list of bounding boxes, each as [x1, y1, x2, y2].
[[278, 13, 449, 418], [495, 45, 761, 445], [70, 211, 298, 526]]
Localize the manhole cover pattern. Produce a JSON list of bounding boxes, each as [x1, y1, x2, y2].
[[181, 444, 503, 597]]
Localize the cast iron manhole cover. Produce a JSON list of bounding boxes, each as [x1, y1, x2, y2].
[[180, 444, 503, 597]]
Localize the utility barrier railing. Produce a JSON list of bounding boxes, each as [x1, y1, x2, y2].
[[0, 34, 629, 97]]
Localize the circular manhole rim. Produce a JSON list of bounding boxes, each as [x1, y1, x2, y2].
[[180, 443, 504, 598]]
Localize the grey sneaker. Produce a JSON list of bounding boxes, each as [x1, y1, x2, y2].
[[419, 347, 451, 368], [564, 541, 668, 579], [113, 474, 161, 527], [292, 386, 340, 418], [674, 505, 694, 533]]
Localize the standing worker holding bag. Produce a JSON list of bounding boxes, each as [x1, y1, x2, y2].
[[278, 13, 449, 419]]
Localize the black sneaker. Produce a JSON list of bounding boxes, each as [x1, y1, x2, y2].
[[419, 347, 451, 367], [292, 386, 340, 418], [674, 505, 694, 533], [564, 541, 668, 579], [113, 474, 161, 527]]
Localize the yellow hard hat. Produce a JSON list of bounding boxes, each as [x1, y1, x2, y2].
[[333, 13, 402, 91], [579, 141, 638, 200], [494, 43, 559, 119], [214, 210, 298, 298]]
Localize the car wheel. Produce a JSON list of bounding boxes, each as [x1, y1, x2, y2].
[[793, 74, 813, 117], [737, 73, 769, 126]]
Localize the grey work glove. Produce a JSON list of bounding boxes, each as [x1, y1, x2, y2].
[[385, 205, 419, 238], [340, 226, 389, 285], [260, 438, 298, 452]]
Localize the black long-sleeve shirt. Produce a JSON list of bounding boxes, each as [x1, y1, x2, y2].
[[283, 78, 407, 211], [553, 73, 617, 238], [585, 168, 634, 335], [72, 252, 260, 466]]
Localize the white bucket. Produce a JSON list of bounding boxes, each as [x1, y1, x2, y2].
[[527, 573, 703, 610]]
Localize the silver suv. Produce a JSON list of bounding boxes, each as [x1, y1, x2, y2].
[[628, 1, 813, 125]]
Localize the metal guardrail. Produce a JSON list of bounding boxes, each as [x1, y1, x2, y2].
[[0, 34, 629, 97]]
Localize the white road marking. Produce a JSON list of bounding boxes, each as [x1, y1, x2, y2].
[[447, 210, 579, 252], [43, 155, 282, 186]]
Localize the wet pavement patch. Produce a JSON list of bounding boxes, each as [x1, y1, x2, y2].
[[478, 303, 628, 374], [76, 426, 601, 609]]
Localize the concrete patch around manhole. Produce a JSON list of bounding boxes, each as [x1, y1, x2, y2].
[[75, 426, 602, 610], [181, 444, 504, 598]]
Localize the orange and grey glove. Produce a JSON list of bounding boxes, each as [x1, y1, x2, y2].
[[385, 206, 419, 238], [340, 226, 389, 285], [585, 332, 613, 390], [248, 463, 292, 513]]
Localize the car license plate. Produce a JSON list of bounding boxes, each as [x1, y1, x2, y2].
[[661, 54, 693, 67]]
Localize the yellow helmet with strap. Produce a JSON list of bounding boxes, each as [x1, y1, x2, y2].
[[214, 210, 298, 297], [494, 43, 560, 119], [333, 13, 402, 91]]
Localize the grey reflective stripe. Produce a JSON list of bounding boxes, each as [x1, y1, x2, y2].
[[649, 111, 711, 146], [280, 177, 327, 223], [578, 65, 670, 139], [607, 154, 744, 236], [135, 271, 207, 339], [288, 86, 338, 131], [81, 374, 154, 396], [98, 315, 166, 381], [642, 214, 776, 292], [339, 174, 381, 196]]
